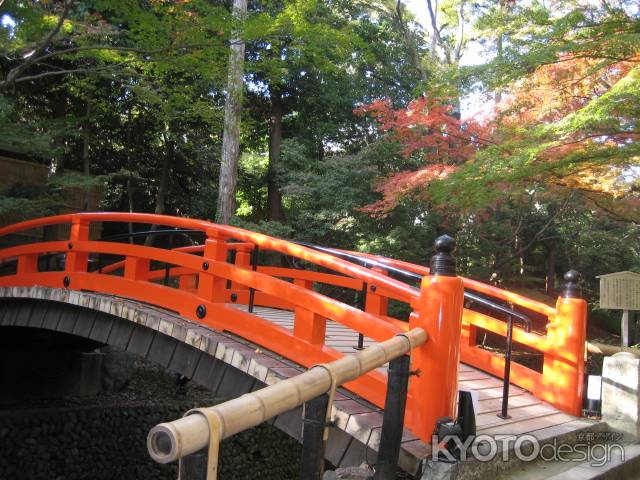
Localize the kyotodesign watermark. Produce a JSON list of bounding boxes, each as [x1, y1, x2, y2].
[[432, 432, 625, 466]]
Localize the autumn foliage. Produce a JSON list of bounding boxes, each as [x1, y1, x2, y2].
[[354, 96, 490, 214], [358, 52, 639, 216]]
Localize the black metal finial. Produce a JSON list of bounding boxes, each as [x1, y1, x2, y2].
[[563, 270, 581, 298], [430, 235, 456, 276]]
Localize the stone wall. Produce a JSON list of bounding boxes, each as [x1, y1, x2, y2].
[[0, 402, 302, 480], [0, 353, 302, 480]]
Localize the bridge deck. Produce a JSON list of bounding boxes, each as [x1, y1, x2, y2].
[[233, 305, 588, 443]]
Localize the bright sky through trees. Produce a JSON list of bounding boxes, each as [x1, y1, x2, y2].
[[405, 0, 493, 119]]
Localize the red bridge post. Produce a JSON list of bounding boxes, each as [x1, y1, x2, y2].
[[409, 235, 464, 441], [545, 270, 587, 416], [66, 216, 90, 274], [365, 267, 389, 317], [198, 228, 229, 304]]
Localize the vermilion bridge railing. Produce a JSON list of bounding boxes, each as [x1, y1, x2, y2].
[[0, 213, 587, 441]]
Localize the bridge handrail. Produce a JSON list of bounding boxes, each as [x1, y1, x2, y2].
[[0, 212, 418, 304], [339, 249, 557, 318], [312, 247, 587, 419], [147, 328, 427, 473]]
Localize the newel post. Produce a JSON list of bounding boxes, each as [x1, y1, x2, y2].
[[546, 270, 587, 415], [409, 235, 465, 440], [197, 229, 229, 306], [64, 217, 90, 287]]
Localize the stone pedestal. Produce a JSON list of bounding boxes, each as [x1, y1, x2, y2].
[[602, 352, 640, 439]]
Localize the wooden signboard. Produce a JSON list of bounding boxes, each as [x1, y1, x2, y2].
[[598, 271, 640, 310], [598, 271, 640, 346]]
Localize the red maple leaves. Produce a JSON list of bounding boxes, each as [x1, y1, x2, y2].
[[355, 96, 490, 215]]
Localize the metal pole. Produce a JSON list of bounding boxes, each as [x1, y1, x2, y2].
[[164, 230, 174, 286], [498, 314, 514, 419], [354, 282, 367, 350], [147, 329, 427, 465], [226, 248, 237, 290], [300, 394, 329, 480], [374, 355, 410, 480], [248, 245, 259, 313], [179, 449, 207, 480]]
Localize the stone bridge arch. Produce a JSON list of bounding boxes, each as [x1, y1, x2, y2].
[[0, 286, 425, 476]]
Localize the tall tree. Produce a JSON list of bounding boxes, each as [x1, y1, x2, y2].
[[216, 0, 248, 224]]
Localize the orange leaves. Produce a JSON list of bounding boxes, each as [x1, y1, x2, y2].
[[497, 55, 636, 126], [355, 95, 491, 215], [355, 96, 490, 162], [359, 164, 458, 216]]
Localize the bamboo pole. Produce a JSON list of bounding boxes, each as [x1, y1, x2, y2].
[[147, 328, 427, 466], [587, 341, 640, 358]]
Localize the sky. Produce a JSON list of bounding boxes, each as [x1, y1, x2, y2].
[[405, 0, 430, 26], [404, 0, 495, 120]]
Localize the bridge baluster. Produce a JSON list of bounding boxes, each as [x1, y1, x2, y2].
[[230, 244, 252, 292], [198, 230, 228, 304], [17, 254, 38, 275], [365, 267, 388, 317], [234, 248, 251, 268], [178, 274, 198, 292], [408, 235, 464, 441], [65, 217, 89, 274], [293, 278, 326, 344], [124, 257, 150, 281]]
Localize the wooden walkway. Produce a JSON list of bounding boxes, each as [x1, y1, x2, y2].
[[235, 305, 583, 438]]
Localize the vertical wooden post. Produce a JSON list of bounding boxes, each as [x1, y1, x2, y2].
[[65, 217, 90, 273], [408, 235, 464, 441], [235, 249, 251, 269], [17, 255, 38, 275], [179, 274, 198, 292], [374, 354, 411, 480], [248, 245, 259, 313], [300, 394, 329, 480], [293, 279, 326, 344], [622, 309, 630, 347], [198, 229, 228, 304], [230, 247, 251, 292], [365, 267, 388, 317], [546, 270, 587, 416], [124, 257, 150, 281]]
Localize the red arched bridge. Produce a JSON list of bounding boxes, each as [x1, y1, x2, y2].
[[0, 213, 588, 476]]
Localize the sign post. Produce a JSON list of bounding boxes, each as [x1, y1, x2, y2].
[[597, 271, 640, 347]]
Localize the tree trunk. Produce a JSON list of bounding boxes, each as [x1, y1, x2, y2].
[[395, 0, 428, 81], [81, 99, 92, 210], [155, 133, 172, 215], [267, 90, 284, 221], [545, 244, 556, 296], [127, 174, 134, 244], [494, 31, 503, 104], [145, 133, 172, 247], [82, 96, 92, 175], [52, 97, 66, 173], [215, 0, 248, 225]]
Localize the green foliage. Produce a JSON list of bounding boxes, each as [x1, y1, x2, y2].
[[1, 0, 638, 308]]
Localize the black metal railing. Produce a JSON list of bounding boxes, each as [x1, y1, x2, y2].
[[294, 241, 533, 419]]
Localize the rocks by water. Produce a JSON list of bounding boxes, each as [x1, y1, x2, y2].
[[0, 358, 301, 480]]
